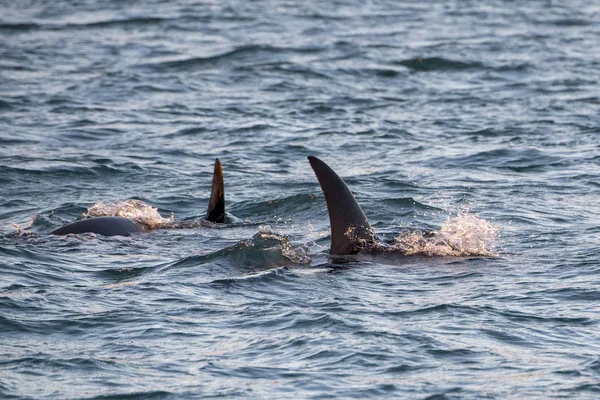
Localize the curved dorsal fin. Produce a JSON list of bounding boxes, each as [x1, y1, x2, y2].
[[206, 158, 225, 223], [308, 156, 375, 255]]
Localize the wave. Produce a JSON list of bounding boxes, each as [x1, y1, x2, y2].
[[394, 56, 529, 73], [95, 265, 158, 281], [0, 22, 40, 32], [0, 99, 16, 110], [210, 226, 311, 268], [0, 164, 130, 181], [0, 315, 29, 333], [235, 193, 317, 220], [66, 16, 170, 29], [86, 391, 175, 400], [427, 148, 567, 172], [381, 197, 442, 212], [140, 44, 322, 72], [395, 57, 484, 72], [156, 227, 310, 274], [208, 266, 292, 286], [0, 17, 171, 33]]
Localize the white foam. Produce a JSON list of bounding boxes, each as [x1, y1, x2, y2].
[[84, 199, 173, 230], [389, 210, 498, 257]]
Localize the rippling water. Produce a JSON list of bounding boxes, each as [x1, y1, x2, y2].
[[1, 1, 599, 398]]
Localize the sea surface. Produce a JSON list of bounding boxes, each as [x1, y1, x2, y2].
[[1, 1, 599, 398]]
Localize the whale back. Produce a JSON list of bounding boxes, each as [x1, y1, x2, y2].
[[308, 156, 375, 255], [49, 216, 144, 236]]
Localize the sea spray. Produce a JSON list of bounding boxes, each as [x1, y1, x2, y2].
[[388, 210, 498, 257], [85, 199, 172, 229]]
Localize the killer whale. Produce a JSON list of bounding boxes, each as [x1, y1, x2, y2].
[[307, 156, 376, 255], [308, 156, 499, 258], [50, 158, 226, 236]]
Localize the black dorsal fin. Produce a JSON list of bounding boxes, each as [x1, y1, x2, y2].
[[206, 158, 225, 223], [308, 156, 375, 255]]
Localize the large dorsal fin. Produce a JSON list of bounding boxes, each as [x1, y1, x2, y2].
[[308, 156, 375, 255], [206, 158, 225, 223]]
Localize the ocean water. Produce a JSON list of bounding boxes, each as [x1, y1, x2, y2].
[[1, 0, 599, 398]]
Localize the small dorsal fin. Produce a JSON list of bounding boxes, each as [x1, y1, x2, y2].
[[308, 156, 375, 255], [206, 158, 225, 223]]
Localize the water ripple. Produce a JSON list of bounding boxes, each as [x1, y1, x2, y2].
[[1, 0, 599, 398]]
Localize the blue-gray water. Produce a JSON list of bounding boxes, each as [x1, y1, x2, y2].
[[1, 1, 599, 398]]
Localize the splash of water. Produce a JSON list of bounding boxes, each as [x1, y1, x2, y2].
[[382, 210, 498, 257], [84, 200, 174, 230], [224, 226, 311, 266], [12, 222, 35, 237], [252, 226, 311, 264], [84, 199, 226, 230]]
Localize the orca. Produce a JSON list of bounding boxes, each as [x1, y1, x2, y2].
[[309, 156, 499, 259], [50, 158, 226, 236], [307, 156, 376, 255]]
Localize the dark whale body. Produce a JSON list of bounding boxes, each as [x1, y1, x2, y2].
[[49, 216, 144, 236], [50, 159, 226, 237]]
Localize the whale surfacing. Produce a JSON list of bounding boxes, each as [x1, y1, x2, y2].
[[50, 158, 226, 236]]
